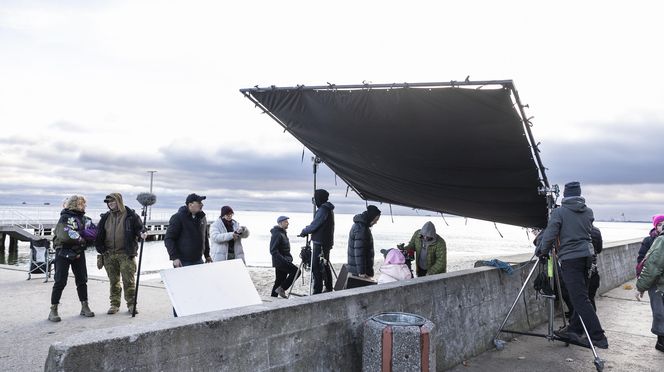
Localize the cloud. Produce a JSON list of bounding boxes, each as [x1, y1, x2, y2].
[[539, 119, 664, 185]]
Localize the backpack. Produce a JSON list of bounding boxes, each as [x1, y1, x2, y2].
[[636, 253, 650, 278]]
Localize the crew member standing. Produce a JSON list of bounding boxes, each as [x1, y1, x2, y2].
[[299, 189, 335, 294], [537, 181, 608, 349]]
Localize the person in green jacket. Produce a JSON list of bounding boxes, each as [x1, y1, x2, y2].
[[404, 221, 446, 277], [636, 232, 664, 352]]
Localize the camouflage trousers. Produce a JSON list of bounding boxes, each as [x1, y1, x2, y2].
[[103, 252, 137, 307]]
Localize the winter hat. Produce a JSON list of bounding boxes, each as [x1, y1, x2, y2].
[[314, 189, 329, 207], [563, 182, 581, 197], [385, 249, 406, 265], [365, 205, 382, 222], [221, 206, 234, 217], [653, 214, 664, 228]]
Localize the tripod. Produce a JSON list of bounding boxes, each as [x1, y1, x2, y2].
[[493, 251, 605, 371], [286, 238, 339, 298]]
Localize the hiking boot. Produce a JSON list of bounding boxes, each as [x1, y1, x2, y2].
[[128, 305, 139, 314], [48, 304, 61, 322], [275, 287, 288, 299], [591, 337, 609, 349], [107, 305, 119, 314], [656, 336, 664, 352], [80, 301, 95, 317]]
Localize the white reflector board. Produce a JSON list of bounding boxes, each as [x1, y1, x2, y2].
[[160, 259, 261, 317]]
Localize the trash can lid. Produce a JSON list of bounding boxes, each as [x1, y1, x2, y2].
[[371, 312, 427, 327]]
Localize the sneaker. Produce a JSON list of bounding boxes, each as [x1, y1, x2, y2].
[[107, 306, 119, 314], [275, 287, 288, 299], [657, 336, 664, 352]]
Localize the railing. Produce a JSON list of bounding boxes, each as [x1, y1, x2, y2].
[[0, 209, 45, 236]]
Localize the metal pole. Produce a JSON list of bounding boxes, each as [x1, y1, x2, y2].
[[240, 80, 514, 93], [147, 171, 156, 220]]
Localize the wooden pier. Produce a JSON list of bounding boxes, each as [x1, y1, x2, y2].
[[0, 220, 179, 249]]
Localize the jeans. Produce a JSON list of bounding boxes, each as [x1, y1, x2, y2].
[[51, 251, 88, 305], [649, 288, 664, 336], [560, 256, 606, 341], [312, 243, 333, 294], [271, 261, 300, 297], [173, 258, 204, 317]]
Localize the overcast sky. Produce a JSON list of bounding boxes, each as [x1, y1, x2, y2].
[[1, 1, 663, 221]]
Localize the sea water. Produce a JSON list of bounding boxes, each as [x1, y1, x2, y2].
[[1, 206, 650, 280]]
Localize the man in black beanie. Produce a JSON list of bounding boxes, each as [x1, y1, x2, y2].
[[299, 189, 335, 294], [347, 205, 381, 278], [536, 181, 609, 349]]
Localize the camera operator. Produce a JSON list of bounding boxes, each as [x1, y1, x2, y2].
[[536, 181, 608, 349], [298, 189, 335, 294]]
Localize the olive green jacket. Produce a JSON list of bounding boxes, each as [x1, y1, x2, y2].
[[636, 235, 664, 293], [404, 229, 447, 275]]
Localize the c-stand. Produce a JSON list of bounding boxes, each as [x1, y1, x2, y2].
[[493, 184, 605, 372]]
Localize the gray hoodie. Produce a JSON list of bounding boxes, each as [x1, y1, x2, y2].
[[537, 196, 595, 261]]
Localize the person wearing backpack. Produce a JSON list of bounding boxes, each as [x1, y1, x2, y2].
[[636, 230, 664, 352]]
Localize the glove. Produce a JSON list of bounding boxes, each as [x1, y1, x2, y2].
[[298, 232, 307, 238]]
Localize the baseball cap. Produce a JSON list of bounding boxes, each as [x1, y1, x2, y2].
[[185, 193, 206, 204]]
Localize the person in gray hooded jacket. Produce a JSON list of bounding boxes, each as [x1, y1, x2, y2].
[[536, 181, 608, 350]]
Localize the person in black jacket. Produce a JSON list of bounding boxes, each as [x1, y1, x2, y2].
[[165, 193, 212, 268], [270, 216, 299, 298], [94, 193, 146, 315], [587, 226, 603, 310], [638, 214, 664, 263], [299, 189, 335, 294], [347, 205, 381, 278], [537, 181, 608, 349]]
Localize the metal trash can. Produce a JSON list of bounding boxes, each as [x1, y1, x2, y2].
[[362, 312, 435, 372]]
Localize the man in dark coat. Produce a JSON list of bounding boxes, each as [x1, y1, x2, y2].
[[537, 181, 608, 349], [347, 205, 381, 278], [94, 193, 146, 315], [299, 189, 335, 294], [164, 193, 212, 268], [270, 216, 299, 298]]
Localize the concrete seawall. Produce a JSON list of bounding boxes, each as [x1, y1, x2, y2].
[[44, 239, 642, 371]]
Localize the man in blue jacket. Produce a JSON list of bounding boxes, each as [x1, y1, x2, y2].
[[536, 182, 608, 349], [299, 189, 335, 294]]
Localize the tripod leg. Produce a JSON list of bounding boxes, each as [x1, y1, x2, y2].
[[552, 253, 568, 329], [287, 262, 303, 298], [578, 316, 604, 371], [494, 258, 539, 346], [328, 259, 338, 280]]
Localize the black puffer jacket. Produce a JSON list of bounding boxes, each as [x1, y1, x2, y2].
[[347, 212, 375, 276], [270, 225, 292, 269], [94, 207, 144, 257], [638, 228, 657, 263], [165, 206, 210, 262]]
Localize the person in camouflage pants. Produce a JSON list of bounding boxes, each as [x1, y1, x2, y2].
[[94, 193, 146, 314]]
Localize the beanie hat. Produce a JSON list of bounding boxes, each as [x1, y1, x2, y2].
[[221, 206, 234, 217], [653, 214, 664, 228], [365, 205, 382, 222], [563, 182, 581, 197]]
